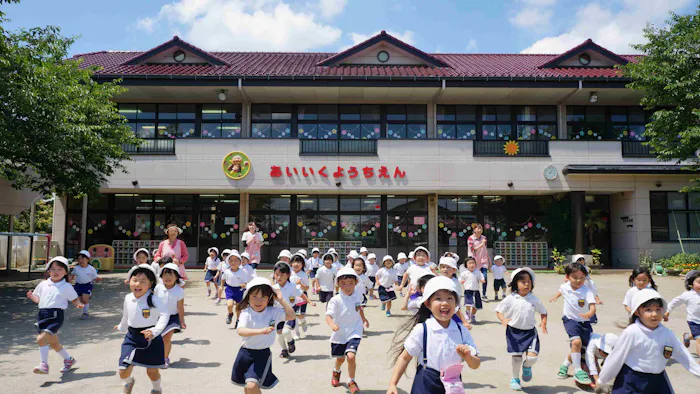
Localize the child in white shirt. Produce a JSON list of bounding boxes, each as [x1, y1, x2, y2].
[[316, 253, 338, 303], [376, 255, 399, 317], [203, 247, 220, 298], [491, 255, 508, 301], [155, 263, 186, 369], [460, 258, 486, 323], [624, 266, 657, 314], [71, 249, 100, 319], [664, 270, 700, 359]]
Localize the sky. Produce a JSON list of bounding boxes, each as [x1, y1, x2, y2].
[[2, 0, 698, 57]]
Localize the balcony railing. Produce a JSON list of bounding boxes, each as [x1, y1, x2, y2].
[[621, 141, 655, 157], [122, 139, 176, 155], [299, 139, 378, 156], [473, 140, 549, 157]]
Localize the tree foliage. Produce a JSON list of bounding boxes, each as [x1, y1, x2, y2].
[[621, 7, 700, 191], [0, 1, 138, 198], [0, 198, 53, 233]]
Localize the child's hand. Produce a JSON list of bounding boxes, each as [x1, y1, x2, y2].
[[540, 323, 548, 334], [580, 311, 594, 319], [310, 302, 317, 307], [663, 311, 670, 321], [462, 321, 473, 330], [26, 290, 33, 299], [363, 319, 370, 328], [456, 344, 472, 358], [500, 318, 510, 327], [75, 302, 85, 309], [330, 323, 340, 331], [295, 278, 301, 284], [141, 329, 154, 340], [273, 288, 283, 301], [113, 325, 119, 330], [261, 326, 275, 334], [95, 277, 102, 282], [124, 279, 129, 285], [386, 385, 399, 394], [181, 321, 187, 330], [549, 297, 557, 303]]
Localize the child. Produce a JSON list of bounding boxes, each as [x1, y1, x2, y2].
[[308, 248, 322, 294], [326, 267, 370, 393], [203, 247, 220, 298], [394, 252, 409, 295], [572, 254, 603, 323], [126, 248, 151, 285], [241, 252, 257, 279], [491, 255, 508, 301], [221, 251, 251, 326], [290, 254, 314, 339], [400, 246, 435, 292], [624, 266, 657, 314], [359, 246, 369, 259], [273, 261, 313, 358], [549, 262, 597, 385], [278, 250, 292, 265], [213, 249, 232, 305], [495, 267, 548, 391], [387, 276, 480, 394], [232, 277, 296, 392], [352, 257, 373, 306], [402, 272, 436, 312], [346, 250, 360, 268], [408, 251, 416, 266], [460, 257, 486, 324], [468, 223, 490, 300], [438, 256, 472, 329], [376, 255, 399, 316], [71, 249, 100, 319], [665, 269, 700, 359], [155, 263, 186, 369], [115, 264, 170, 394], [597, 289, 700, 392], [316, 253, 337, 304], [28, 256, 83, 374], [584, 333, 618, 388]]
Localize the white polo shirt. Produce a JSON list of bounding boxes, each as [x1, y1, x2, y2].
[[291, 270, 310, 291], [238, 306, 287, 350], [495, 292, 547, 330], [116, 291, 169, 337], [405, 264, 433, 286], [598, 321, 700, 384], [33, 279, 78, 309], [375, 267, 398, 288], [460, 269, 484, 291], [623, 286, 643, 308], [366, 261, 379, 277], [316, 266, 336, 292], [154, 283, 185, 315], [332, 261, 344, 273], [205, 257, 220, 270], [585, 334, 609, 376], [559, 282, 596, 322], [221, 267, 250, 288], [72, 264, 99, 284], [407, 295, 423, 312], [241, 264, 256, 279], [394, 262, 409, 276], [325, 291, 365, 344], [355, 273, 373, 295], [404, 317, 478, 372], [667, 290, 700, 324], [274, 281, 302, 307], [308, 256, 321, 270], [491, 265, 507, 280]]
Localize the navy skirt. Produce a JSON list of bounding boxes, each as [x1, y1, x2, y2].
[[119, 326, 165, 369], [231, 347, 278, 389], [225, 284, 244, 302], [204, 269, 218, 282], [162, 313, 181, 335], [689, 321, 700, 338], [411, 365, 445, 394], [74, 282, 93, 296], [612, 364, 672, 394], [506, 326, 540, 355], [35, 308, 64, 335], [378, 285, 397, 303], [464, 290, 483, 309]]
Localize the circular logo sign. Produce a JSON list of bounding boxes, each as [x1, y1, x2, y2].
[[223, 151, 251, 180]]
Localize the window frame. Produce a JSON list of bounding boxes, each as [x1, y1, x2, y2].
[[649, 191, 700, 241]]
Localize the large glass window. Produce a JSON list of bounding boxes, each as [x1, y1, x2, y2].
[[297, 104, 381, 140], [201, 104, 241, 138], [567, 106, 649, 140], [437, 196, 478, 257], [252, 104, 292, 139], [387, 196, 428, 256], [119, 103, 242, 139], [386, 105, 427, 139], [481, 106, 512, 140], [437, 106, 477, 140], [650, 191, 700, 241], [198, 194, 240, 261], [516, 106, 557, 140]]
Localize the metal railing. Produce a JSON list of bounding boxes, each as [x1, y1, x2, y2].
[[299, 139, 378, 156], [122, 139, 176, 155], [473, 140, 550, 157], [621, 141, 655, 157]]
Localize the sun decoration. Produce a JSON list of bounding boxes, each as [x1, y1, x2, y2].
[[503, 141, 520, 156]]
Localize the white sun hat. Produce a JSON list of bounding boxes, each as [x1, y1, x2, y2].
[[438, 256, 458, 270], [133, 248, 150, 262], [207, 247, 219, 256], [630, 288, 667, 316], [511, 267, 536, 284], [397, 252, 408, 260], [242, 277, 275, 300], [335, 266, 360, 284], [422, 276, 460, 304], [413, 246, 431, 260], [278, 249, 292, 259]]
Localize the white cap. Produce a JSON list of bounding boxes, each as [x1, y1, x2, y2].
[[382, 255, 395, 264], [297, 249, 308, 257], [47, 256, 69, 271], [327, 248, 337, 254], [164, 224, 183, 235], [416, 271, 436, 283], [348, 250, 359, 259], [630, 288, 667, 316], [133, 248, 150, 262], [322, 252, 334, 261], [600, 333, 619, 354], [77, 250, 90, 259], [494, 255, 505, 262], [207, 247, 219, 256], [278, 249, 292, 259], [228, 250, 241, 262], [422, 276, 460, 304], [572, 254, 586, 263], [397, 252, 408, 260], [335, 266, 360, 284], [438, 256, 458, 270], [360, 246, 368, 253], [367, 253, 377, 261], [221, 249, 232, 256], [413, 246, 431, 260], [242, 277, 274, 300], [160, 263, 184, 283], [408, 251, 415, 259], [511, 267, 536, 285], [240, 252, 250, 261], [291, 253, 306, 264], [126, 263, 157, 279], [312, 247, 320, 253]]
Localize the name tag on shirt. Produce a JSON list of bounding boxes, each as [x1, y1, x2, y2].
[[289, 297, 296, 304]]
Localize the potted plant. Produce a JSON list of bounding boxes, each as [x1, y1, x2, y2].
[[551, 247, 567, 274], [588, 248, 603, 269]]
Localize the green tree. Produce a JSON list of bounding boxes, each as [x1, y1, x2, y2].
[[0, 198, 53, 233], [0, 0, 138, 198], [621, 8, 700, 192]]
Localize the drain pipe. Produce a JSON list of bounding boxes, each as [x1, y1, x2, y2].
[[238, 78, 251, 137], [556, 80, 583, 139]]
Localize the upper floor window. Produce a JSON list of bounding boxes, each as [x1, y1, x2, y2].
[[437, 105, 557, 141], [118, 103, 242, 139], [251, 104, 292, 139], [201, 104, 242, 138], [437, 106, 476, 140], [567, 106, 648, 141], [515, 106, 557, 140], [297, 104, 381, 140], [386, 104, 427, 140]]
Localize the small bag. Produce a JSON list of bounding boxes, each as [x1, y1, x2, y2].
[[440, 364, 465, 394]]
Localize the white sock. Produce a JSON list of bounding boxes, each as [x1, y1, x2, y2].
[[57, 347, 71, 360], [83, 304, 89, 314], [39, 346, 49, 363], [282, 326, 293, 343], [563, 358, 572, 367], [523, 355, 538, 368], [300, 317, 307, 328], [512, 356, 522, 379], [571, 352, 582, 372], [151, 378, 162, 390], [294, 324, 300, 336], [122, 377, 134, 386], [277, 333, 288, 350]]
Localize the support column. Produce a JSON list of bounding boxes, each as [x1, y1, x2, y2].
[[5, 215, 13, 272], [571, 191, 585, 254], [80, 196, 88, 249], [240, 192, 249, 243], [51, 196, 68, 255], [427, 103, 436, 139], [557, 103, 567, 139], [428, 193, 438, 257], [241, 102, 251, 138]]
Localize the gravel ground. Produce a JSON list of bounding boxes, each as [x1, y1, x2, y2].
[[0, 271, 697, 394]]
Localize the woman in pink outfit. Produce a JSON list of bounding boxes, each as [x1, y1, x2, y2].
[[154, 223, 189, 281], [241, 221, 264, 269], [467, 223, 490, 300]]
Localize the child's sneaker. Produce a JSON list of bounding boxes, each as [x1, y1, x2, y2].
[[369, 295, 375, 300], [510, 378, 522, 391], [214, 298, 221, 305], [81, 313, 89, 320], [331, 370, 341, 387], [234, 319, 239, 329], [123, 377, 135, 394], [385, 311, 391, 317], [381, 303, 385, 311], [470, 316, 476, 324], [292, 332, 301, 341], [60, 357, 77, 373], [301, 321, 308, 332], [280, 349, 289, 358], [522, 366, 532, 382], [33, 362, 49, 374], [557, 364, 569, 379], [482, 294, 488, 301], [150, 390, 163, 394], [683, 332, 691, 348], [287, 341, 296, 354], [226, 314, 233, 324], [207, 289, 211, 297], [163, 357, 170, 369], [573, 370, 592, 385], [494, 295, 499, 301], [348, 380, 360, 393]]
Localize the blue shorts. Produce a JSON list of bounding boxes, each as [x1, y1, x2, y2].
[[612, 363, 672, 394], [204, 269, 218, 282], [231, 347, 278, 389], [331, 338, 361, 357], [310, 268, 318, 279], [368, 276, 376, 288], [562, 316, 592, 347], [689, 321, 700, 338], [74, 282, 93, 296], [276, 319, 296, 330], [506, 326, 540, 355], [225, 285, 244, 303], [397, 275, 404, 284], [464, 290, 483, 309], [119, 327, 165, 369], [319, 291, 334, 303], [294, 303, 307, 315], [35, 308, 64, 335]]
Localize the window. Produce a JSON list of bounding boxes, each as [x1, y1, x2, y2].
[[201, 104, 242, 138], [567, 106, 648, 140], [481, 106, 512, 140], [516, 106, 557, 140], [386, 105, 427, 139], [119, 103, 242, 139], [198, 194, 240, 261], [120, 104, 156, 139], [251, 104, 293, 138], [387, 196, 428, 256], [437, 106, 477, 140], [610, 107, 647, 141], [297, 104, 381, 140], [650, 191, 700, 241], [438, 196, 478, 256]]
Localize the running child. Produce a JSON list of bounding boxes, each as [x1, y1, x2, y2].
[[549, 262, 597, 385], [376, 255, 399, 316], [387, 276, 480, 394], [402, 272, 436, 312], [232, 277, 296, 393], [115, 264, 170, 394], [571, 254, 603, 324], [290, 254, 314, 338], [491, 255, 508, 301], [624, 266, 656, 314], [365, 253, 379, 300], [394, 252, 409, 296], [155, 263, 186, 369], [408, 251, 416, 266], [438, 256, 471, 329], [213, 249, 232, 305], [28, 256, 83, 374], [241, 252, 257, 279], [273, 261, 313, 358], [278, 250, 292, 265], [203, 247, 221, 298], [460, 257, 486, 324], [308, 248, 322, 294], [71, 249, 100, 320], [126, 248, 151, 285], [316, 253, 337, 304], [326, 267, 370, 393], [221, 251, 251, 326], [352, 257, 373, 306], [399, 246, 435, 293], [665, 269, 700, 360], [346, 250, 360, 268], [597, 289, 700, 392], [359, 246, 369, 259], [495, 267, 548, 391], [584, 333, 618, 389]]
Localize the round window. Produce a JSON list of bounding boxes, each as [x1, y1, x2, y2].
[[578, 53, 591, 65], [173, 50, 186, 63], [377, 51, 390, 63]]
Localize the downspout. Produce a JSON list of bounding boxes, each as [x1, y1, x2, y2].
[[556, 80, 583, 139], [238, 78, 251, 137]]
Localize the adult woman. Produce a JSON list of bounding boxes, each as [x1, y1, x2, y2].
[[468, 223, 490, 300], [241, 221, 264, 269], [154, 223, 189, 282]]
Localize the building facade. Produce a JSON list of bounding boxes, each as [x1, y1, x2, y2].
[[53, 32, 697, 268]]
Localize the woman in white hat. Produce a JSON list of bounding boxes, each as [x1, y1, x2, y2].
[[153, 223, 189, 282], [597, 288, 700, 393]]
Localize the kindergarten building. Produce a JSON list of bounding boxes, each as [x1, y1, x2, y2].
[[52, 31, 698, 268]]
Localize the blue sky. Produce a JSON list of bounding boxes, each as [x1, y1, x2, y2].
[[3, 0, 697, 57]]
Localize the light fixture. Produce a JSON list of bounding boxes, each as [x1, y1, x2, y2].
[[656, 182, 662, 188], [589, 92, 598, 103], [218, 90, 228, 101]]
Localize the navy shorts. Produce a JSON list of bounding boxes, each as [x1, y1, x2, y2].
[[204, 269, 218, 282], [493, 278, 506, 291], [331, 338, 361, 357], [562, 316, 592, 347], [689, 321, 700, 338], [310, 268, 318, 279], [506, 326, 540, 355], [225, 285, 244, 303], [612, 363, 672, 394], [397, 275, 404, 285], [35, 308, 64, 335], [162, 313, 181, 335], [276, 319, 296, 330], [368, 276, 376, 288], [378, 285, 397, 303], [119, 327, 165, 369], [231, 347, 278, 389], [293, 304, 307, 315], [74, 282, 93, 296], [464, 290, 483, 309], [319, 291, 334, 303]]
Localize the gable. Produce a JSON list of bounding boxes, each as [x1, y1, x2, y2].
[[138, 47, 210, 65], [123, 36, 228, 66], [539, 39, 629, 69], [339, 41, 430, 66]]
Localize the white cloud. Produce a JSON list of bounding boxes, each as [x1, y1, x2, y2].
[[509, 0, 556, 29], [135, 17, 156, 33], [136, 0, 342, 51], [319, 0, 347, 19], [520, 0, 693, 54], [348, 30, 415, 46], [465, 38, 478, 52]]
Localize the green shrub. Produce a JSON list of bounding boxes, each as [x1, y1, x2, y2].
[[657, 253, 700, 275]]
